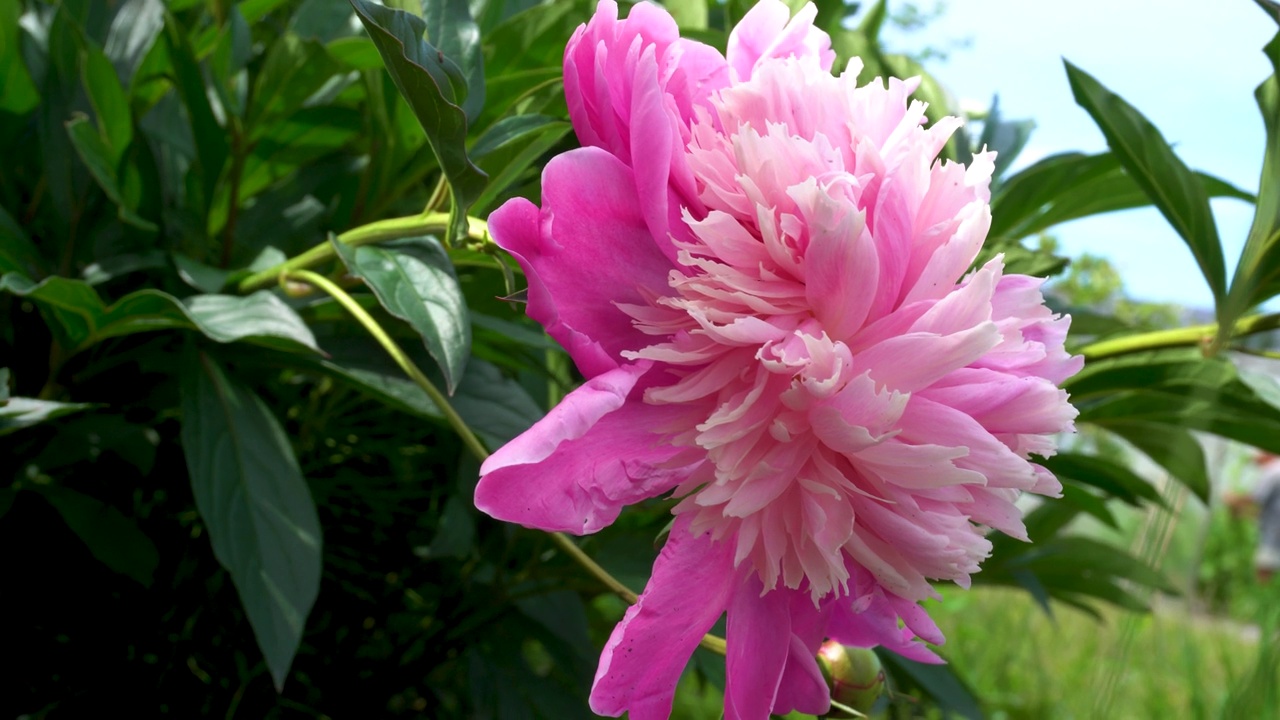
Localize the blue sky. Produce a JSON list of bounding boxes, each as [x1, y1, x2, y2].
[[881, 0, 1275, 308]]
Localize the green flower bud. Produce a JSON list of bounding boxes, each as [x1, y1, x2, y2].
[[817, 640, 885, 717]]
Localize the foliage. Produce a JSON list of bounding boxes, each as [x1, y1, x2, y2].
[[4, 0, 1280, 717]]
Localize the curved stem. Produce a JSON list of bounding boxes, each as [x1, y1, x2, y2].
[[285, 268, 728, 655], [1079, 312, 1280, 361], [239, 213, 490, 293], [284, 269, 489, 463]]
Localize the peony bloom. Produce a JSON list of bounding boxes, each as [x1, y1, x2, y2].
[[474, 1, 1082, 718]]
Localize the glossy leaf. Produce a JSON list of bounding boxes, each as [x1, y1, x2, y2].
[[36, 485, 160, 586], [331, 235, 471, 392], [350, 0, 487, 245], [0, 398, 97, 436], [423, 0, 485, 122], [0, 273, 319, 354], [180, 350, 322, 691], [103, 0, 166, 85], [1066, 61, 1227, 302]]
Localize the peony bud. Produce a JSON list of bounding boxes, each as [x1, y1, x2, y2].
[[817, 641, 885, 717]]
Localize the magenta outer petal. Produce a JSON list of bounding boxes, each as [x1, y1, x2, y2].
[[774, 634, 831, 716], [591, 517, 740, 719], [488, 147, 676, 377], [475, 363, 694, 534], [725, 577, 791, 720]]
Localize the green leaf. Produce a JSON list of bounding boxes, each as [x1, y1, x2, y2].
[[0, 272, 319, 354], [35, 485, 160, 586], [0, 398, 97, 436], [472, 117, 571, 214], [246, 35, 343, 140], [0, 0, 38, 117], [0, 206, 43, 277], [331, 235, 471, 392], [65, 114, 158, 231], [1065, 61, 1227, 303], [423, 0, 485, 123], [349, 0, 488, 246], [977, 96, 1035, 183], [1104, 421, 1211, 502], [879, 649, 985, 720], [163, 12, 228, 211], [425, 495, 475, 559], [991, 152, 1253, 241], [104, 0, 166, 86], [1224, 33, 1280, 323], [80, 39, 132, 165], [180, 350, 322, 691], [1039, 452, 1162, 507], [0, 367, 8, 404]]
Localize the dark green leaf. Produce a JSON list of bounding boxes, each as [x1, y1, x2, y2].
[[65, 114, 158, 231], [349, 0, 487, 245], [247, 35, 342, 139], [425, 495, 475, 558], [0, 272, 319, 354], [332, 235, 471, 392], [180, 350, 322, 691], [35, 485, 159, 586], [291, 0, 359, 42], [81, 39, 132, 165], [991, 151, 1253, 241], [1224, 33, 1280, 323], [977, 96, 1035, 183], [1039, 452, 1162, 506], [472, 118, 571, 213], [1104, 421, 1211, 501], [423, 0, 485, 122], [470, 114, 560, 158], [0, 206, 43, 277], [879, 649, 984, 720], [0, 398, 97, 436], [1065, 61, 1226, 302], [0, 367, 8, 404], [163, 13, 228, 210]]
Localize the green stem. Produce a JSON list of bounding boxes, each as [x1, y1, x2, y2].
[[284, 268, 489, 463], [238, 213, 490, 293], [1079, 312, 1280, 361]]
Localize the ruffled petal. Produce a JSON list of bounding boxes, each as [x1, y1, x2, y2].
[[591, 518, 739, 719], [727, 0, 835, 80], [475, 363, 695, 533]]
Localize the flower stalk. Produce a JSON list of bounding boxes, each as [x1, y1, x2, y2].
[[238, 213, 490, 293], [1079, 312, 1280, 361]]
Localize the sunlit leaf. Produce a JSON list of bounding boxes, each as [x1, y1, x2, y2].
[[332, 234, 471, 392], [1066, 61, 1226, 303]]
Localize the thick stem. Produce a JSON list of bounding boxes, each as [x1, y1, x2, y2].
[[238, 213, 489, 293], [1079, 312, 1280, 361]]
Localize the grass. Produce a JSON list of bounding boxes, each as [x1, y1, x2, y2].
[[921, 586, 1279, 720]]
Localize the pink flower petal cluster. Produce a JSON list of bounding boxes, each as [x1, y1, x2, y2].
[[474, 1, 1081, 718]]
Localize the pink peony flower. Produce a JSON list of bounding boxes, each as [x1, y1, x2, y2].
[[474, 1, 1082, 717]]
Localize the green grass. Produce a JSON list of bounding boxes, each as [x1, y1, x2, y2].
[[922, 586, 1280, 720]]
